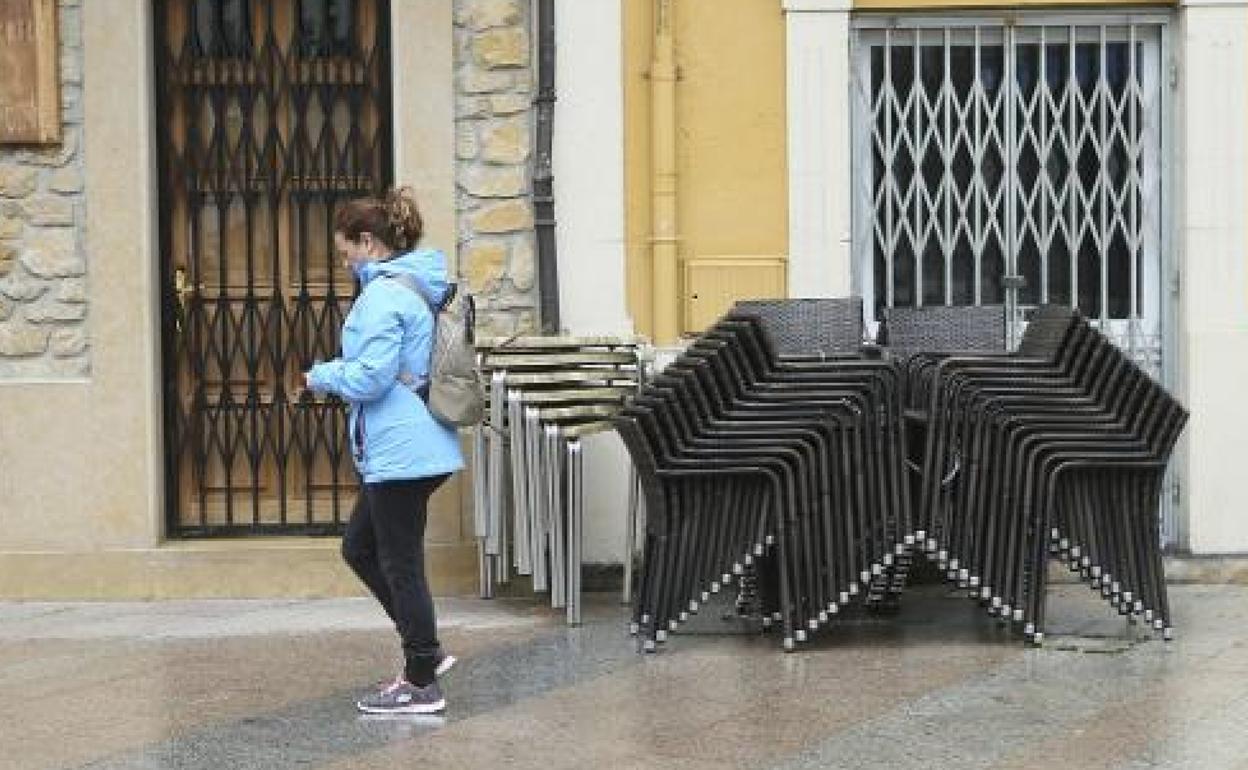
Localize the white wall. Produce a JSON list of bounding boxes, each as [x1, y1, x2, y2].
[[553, 0, 634, 563], [1178, 0, 1248, 553], [784, 0, 854, 300]]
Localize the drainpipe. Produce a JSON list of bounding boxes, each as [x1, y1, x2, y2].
[[534, 0, 561, 332], [650, 0, 680, 344]]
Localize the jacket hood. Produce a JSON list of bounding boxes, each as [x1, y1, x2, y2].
[[359, 248, 451, 307]]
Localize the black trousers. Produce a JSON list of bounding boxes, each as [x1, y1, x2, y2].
[[342, 474, 450, 686]]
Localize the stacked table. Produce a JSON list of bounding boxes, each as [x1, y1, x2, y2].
[[473, 335, 646, 624]]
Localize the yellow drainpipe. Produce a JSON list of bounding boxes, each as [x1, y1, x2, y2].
[[650, 0, 680, 344]]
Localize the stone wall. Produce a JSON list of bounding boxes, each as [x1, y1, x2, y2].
[[0, 0, 88, 379], [454, 0, 538, 338]]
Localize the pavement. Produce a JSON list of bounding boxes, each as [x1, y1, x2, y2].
[[2, 583, 1248, 770]]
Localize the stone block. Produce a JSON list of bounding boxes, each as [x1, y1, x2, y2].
[[516, 309, 537, 334], [474, 311, 515, 339], [0, 272, 47, 302], [510, 237, 536, 291], [0, 326, 49, 356], [458, 69, 512, 95], [456, 96, 492, 119], [462, 242, 508, 293], [456, 0, 522, 31], [0, 242, 16, 276], [19, 128, 78, 167], [59, 6, 82, 47], [454, 25, 473, 59], [490, 94, 530, 115], [50, 328, 88, 357], [23, 196, 75, 227], [461, 166, 526, 198], [21, 230, 83, 277], [456, 122, 479, 161], [511, 69, 534, 91], [61, 51, 82, 84], [481, 118, 530, 164], [0, 167, 38, 198], [473, 29, 529, 69], [27, 300, 88, 323], [61, 89, 83, 124], [57, 278, 87, 303], [0, 213, 21, 240], [470, 200, 533, 234], [48, 167, 84, 195]]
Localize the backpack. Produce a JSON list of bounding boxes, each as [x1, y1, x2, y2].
[[388, 275, 485, 428]]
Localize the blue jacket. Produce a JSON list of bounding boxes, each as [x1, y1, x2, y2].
[[306, 249, 464, 483]]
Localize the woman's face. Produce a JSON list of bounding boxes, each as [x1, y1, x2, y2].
[[334, 231, 379, 271]]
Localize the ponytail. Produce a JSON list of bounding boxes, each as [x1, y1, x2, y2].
[[334, 186, 424, 252], [382, 187, 423, 252]]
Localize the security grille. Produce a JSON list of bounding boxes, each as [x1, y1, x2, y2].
[[851, 13, 1181, 546], [155, 0, 393, 536]]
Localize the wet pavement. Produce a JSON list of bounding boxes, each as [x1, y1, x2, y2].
[[2, 584, 1247, 769]]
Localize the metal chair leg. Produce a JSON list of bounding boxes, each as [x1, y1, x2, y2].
[[473, 426, 493, 598], [623, 464, 639, 605], [508, 391, 530, 575], [568, 438, 584, 625], [550, 426, 566, 609], [486, 371, 507, 559]]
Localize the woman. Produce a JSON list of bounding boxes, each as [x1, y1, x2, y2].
[[304, 188, 463, 715]]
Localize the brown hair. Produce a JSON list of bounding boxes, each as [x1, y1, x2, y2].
[[333, 187, 423, 252]]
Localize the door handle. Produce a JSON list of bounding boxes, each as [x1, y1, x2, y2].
[[173, 265, 198, 335]]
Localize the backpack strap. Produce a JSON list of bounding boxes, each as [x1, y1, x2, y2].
[[385, 272, 427, 305], [383, 273, 433, 400]]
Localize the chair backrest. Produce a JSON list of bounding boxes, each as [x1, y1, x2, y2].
[[882, 304, 1006, 360], [1017, 304, 1079, 357], [729, 298, 864, 358]]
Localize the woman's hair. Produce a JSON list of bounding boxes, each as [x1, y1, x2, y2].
[[333, 187, 423, 252]]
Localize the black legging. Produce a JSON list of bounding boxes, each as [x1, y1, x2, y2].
[[342, 474, 450, 686]]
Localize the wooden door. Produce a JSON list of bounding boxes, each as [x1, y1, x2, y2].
[[156, 0, 397, 534]]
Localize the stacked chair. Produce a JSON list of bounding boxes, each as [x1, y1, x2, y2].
[[885, 303, 1009, 411], [879, 304, 1009, 596], [614, 299, 916, 652], [474, 335, 644, 624], [616, 300, 1187, 652], [916, 306, 1187, 644]]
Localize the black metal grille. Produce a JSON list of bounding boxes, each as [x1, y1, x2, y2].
[[155, 0, 393, 536]]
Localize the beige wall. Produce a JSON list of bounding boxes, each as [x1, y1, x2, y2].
[[0, 0, 161, 552], [394, 1, 457, 271], [0, 0, 477, 598]]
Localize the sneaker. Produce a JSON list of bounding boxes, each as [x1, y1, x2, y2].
[[373, 652, 457, 690], [357, 679, 445, 715]]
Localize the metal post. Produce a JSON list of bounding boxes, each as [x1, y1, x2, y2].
[[534, 0, 561, 332], [650, 0, 680, 343]]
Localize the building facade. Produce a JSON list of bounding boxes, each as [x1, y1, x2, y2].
[[617, 0, 1248, 558], [0, 0, 545, 597], [0, 0, 1244, 600]]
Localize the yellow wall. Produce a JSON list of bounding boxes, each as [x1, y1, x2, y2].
[[624, 0, 789, 338]]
